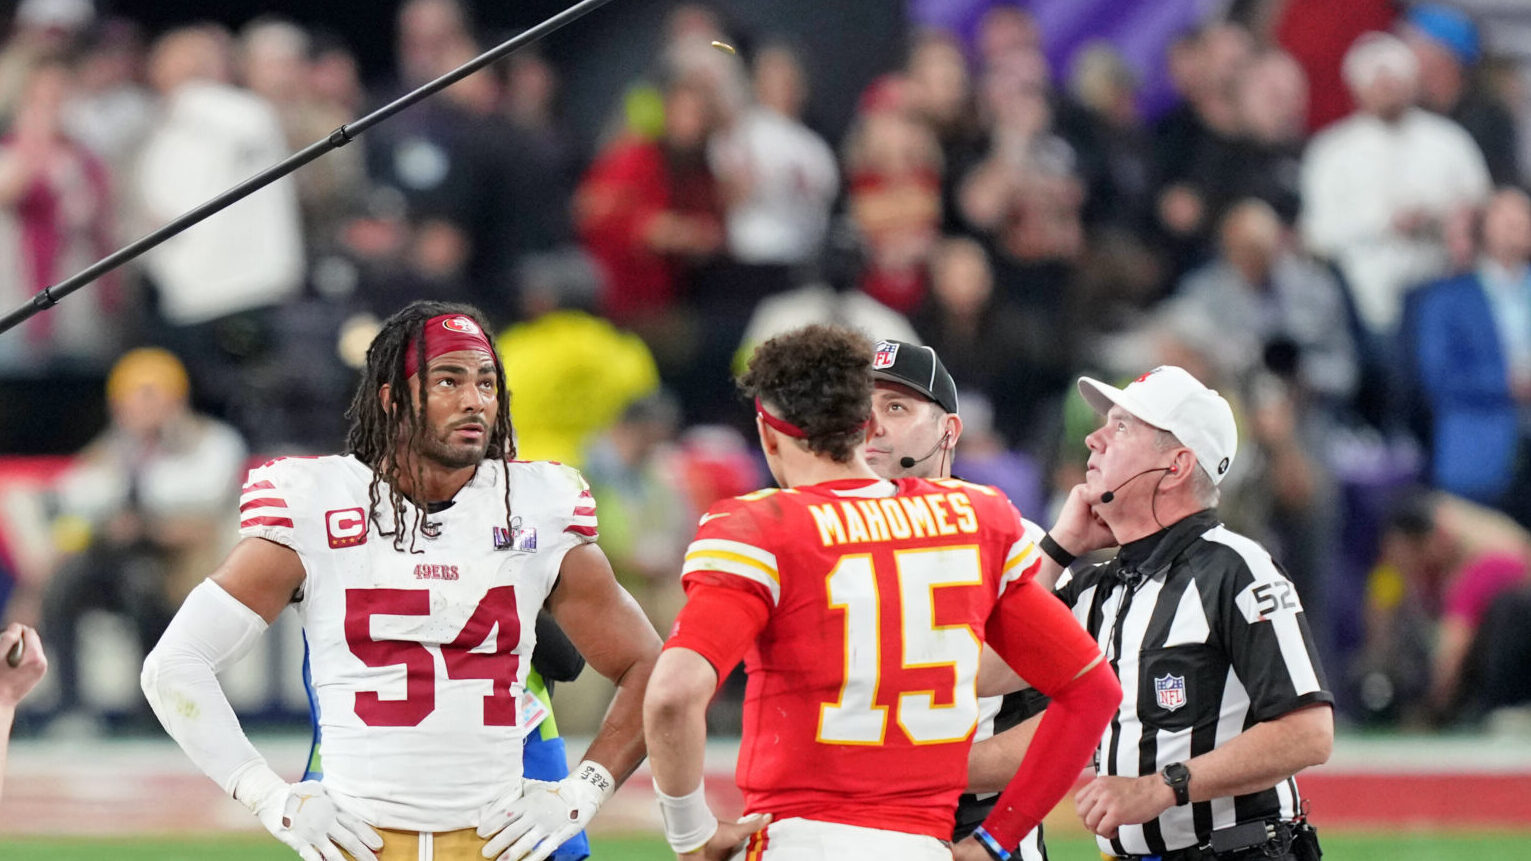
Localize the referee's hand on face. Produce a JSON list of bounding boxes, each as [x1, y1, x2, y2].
[[1050, 483, 1117, 558], [1074, 774, 1177, 839]]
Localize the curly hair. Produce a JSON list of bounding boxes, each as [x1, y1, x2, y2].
[[738, 324, 874, 463], [344, 300, 515, 552]]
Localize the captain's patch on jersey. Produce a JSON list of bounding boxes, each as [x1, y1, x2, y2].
[[873, 340, 899, 369], [325, 507, 367, 549], [1155, 673, 1187, 712]]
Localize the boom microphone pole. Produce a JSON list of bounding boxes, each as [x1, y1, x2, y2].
[[0, 0, 620, 336]]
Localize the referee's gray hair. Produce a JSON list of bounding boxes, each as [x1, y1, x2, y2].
[[1153, 428, 1220, 508]]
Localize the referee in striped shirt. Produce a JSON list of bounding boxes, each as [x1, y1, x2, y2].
[[1019, 366, 1332, 861]]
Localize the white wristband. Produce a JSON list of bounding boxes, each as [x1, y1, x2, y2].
[[656, 780, 719, 854], [570, 760, 617, 804], [228, 760, 287, 815]]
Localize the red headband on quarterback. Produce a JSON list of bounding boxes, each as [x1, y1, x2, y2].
[[404, 314, 498, 378], [755, 397, 807, 438]]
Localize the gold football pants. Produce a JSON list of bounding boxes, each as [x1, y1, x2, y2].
[[343, 826, 490, 861]]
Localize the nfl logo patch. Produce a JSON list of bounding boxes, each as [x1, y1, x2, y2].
[[873, 341, 899, 369], [1155, 674, 1187, 712]]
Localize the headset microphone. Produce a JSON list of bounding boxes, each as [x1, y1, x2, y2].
[[1098, 466, 1174, 504], [899, 432, 952, 469]]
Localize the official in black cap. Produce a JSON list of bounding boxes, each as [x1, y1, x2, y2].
[[865, 340, 962, 477], [863, 338, 1053, 861]]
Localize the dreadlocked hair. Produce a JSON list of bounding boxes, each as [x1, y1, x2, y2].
[[344, 300, 516, 552], [739, 324, 874, 463]]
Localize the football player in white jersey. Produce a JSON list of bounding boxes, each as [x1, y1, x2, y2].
[[142, 301, 663, 861]]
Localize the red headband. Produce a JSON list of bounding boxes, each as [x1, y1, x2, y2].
[[755, 397, 807, 438], [404, 314, 497, 378]]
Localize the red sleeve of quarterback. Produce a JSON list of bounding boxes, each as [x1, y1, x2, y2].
[[980, 659, 1121, 848], [664, 581, 770, 680], [985, 575, 1102, 694], [980, 579, 1118, 848], [678, 499, 780, 608]]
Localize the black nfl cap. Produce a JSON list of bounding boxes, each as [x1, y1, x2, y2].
[[870, 340, 959, 415]]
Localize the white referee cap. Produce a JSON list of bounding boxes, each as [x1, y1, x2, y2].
[[1078, 366, 1238, 484]]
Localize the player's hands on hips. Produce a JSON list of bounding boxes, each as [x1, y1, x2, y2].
[[0, 623, 46, 708], [1051, 484, 1116, 557], [253, 779, 383, 861], [1075, 774, 1175, 839], [478, 762, 614, 861], [678, 812, 770, 861]]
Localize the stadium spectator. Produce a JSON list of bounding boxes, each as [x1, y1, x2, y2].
[[1401, 3, 1521, 185], [393, 0, 474, 92], [1060, 41, 1153, 234], [495, 45, 583, 261], [912, 235, 1066, 453], [0, 622, 46, 802], [237, 18, 364, 255], [1414, 187, 1531, 523], [495, 248, 661, 465], [580, 390, 692, 633], [1358, 490, 1531, 726], [1150, 23, 1252, 272], [1162, 199, 1358, 412], [0, 57, 119, 372], [575, 72, 724, 331], [710, 42, 838, 272], [1300, 31, 1490, 342], [0, 0, 94, 123], [906, 30, 984, 233], [842, 92, 943, 314], [1217, 48, 1309, 225], [134, 25, 304, 415], [41, 348, 246, 730], [60, 18, 153, 175], [959, 46, 1084, 372]]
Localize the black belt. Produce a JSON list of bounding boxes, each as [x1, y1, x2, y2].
[[1113, 819, 1319, 861]]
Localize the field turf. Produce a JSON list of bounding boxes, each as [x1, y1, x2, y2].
[[0, 832, 1527, 860]]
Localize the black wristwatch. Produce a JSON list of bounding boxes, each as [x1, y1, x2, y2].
[[1162, 761, 1191, 806]]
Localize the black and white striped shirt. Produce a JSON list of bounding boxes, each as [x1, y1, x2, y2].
[[1055, 510, 1332, 857]]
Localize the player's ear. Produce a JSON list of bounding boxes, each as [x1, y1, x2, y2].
[[944, 413, 963, 450], [378, 383, 392, 414], [756, 415, 779, 456]]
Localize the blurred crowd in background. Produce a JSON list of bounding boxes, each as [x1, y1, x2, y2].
[[0, 0, 1529, 739]]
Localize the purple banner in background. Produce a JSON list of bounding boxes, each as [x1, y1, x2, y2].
[[909, 0, 1224, 119]]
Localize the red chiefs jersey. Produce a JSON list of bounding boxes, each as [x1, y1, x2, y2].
[[668, 477, 1046, 840]]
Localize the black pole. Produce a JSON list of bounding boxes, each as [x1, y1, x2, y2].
[[0, 0, 620, 337]]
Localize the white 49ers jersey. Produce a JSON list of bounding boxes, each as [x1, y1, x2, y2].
[[239, 454, 597, 831]]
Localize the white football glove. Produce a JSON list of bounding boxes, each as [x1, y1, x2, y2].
[[237, 769, 383, 861], [477, 761, 615, 861]]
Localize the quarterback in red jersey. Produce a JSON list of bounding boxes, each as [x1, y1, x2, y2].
[[643, 325, 1120, 861]]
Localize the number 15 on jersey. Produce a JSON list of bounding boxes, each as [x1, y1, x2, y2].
[[818, 546, 983, 746]]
